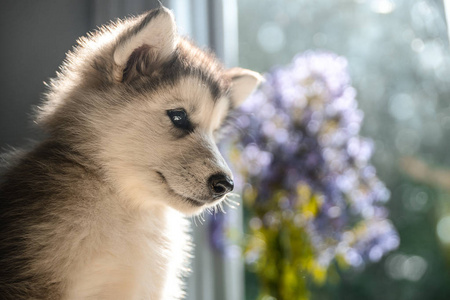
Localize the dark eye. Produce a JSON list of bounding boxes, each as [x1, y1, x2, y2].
[[167, 109, 193, 131]]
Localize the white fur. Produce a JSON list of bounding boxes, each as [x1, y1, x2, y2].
[[63, 205, 189, 300]]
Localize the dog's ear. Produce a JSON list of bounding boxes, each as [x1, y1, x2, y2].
[[113, 7, 178, 82], [226, 68, 263, 107]]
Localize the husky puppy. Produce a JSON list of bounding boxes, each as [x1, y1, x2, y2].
[[0, 6, 261, 300]]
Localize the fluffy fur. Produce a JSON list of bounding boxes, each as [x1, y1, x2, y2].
[[0, 6, 261, 300]]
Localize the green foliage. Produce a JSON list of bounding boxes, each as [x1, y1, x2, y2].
[[244, 185, 327, 300]]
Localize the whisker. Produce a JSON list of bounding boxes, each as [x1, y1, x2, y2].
[[192, 215, 198, 227], [218, 202, 225, 213], [199, 212, 205, 224], [223, 193, 241, 209], [227, 193, 242, 200], [226, 197, 241, 206], [223, 193, 242, 209], [223, 200, 237, 209]]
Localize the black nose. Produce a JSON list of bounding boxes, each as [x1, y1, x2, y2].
[[208, 173, 234, 198]]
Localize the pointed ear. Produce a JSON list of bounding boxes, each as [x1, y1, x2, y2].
[[226, 68, 263, 107], [113, 7, 178, 82]]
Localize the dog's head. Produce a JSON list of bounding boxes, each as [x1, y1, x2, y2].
[[38, 7, 261, 215]]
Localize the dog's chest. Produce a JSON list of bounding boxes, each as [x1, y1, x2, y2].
[[64, 207, 190, 300]]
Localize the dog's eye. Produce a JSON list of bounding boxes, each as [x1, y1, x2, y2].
[[167, 109, 193, 131]]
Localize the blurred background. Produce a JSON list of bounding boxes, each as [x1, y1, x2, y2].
[[1, 0, 450, 299], [236, 1, 450, 299]]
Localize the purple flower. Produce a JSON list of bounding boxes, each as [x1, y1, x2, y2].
[[220, 51, 398, 270]]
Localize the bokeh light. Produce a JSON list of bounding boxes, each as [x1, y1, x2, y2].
[[437, 215, 450, 244]]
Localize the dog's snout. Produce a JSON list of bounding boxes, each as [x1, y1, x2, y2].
[[208, 173, 234, 198]]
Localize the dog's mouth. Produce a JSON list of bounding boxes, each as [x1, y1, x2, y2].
[[156, 171, 204, 207]]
